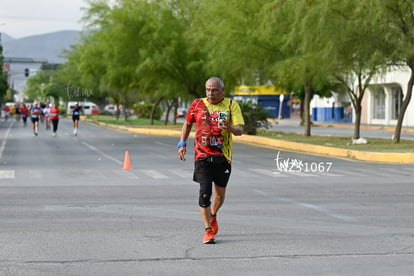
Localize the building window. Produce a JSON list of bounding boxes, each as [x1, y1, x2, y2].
[[373, 87, 385, 119], [391, 87, 403, 120]]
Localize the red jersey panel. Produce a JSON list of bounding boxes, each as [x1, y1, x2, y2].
[[186, 98, 244, 162]]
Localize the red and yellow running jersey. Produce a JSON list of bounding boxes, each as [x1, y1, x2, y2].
[[186, 98, 244, 162]]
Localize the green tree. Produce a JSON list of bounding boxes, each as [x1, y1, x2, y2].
[[25, 69, 68, 104], [78, 0, 209, 122], [262, 0, 334, 136], [314, 0, 390, 140], [196, 0, 403, 140], [255, 0, 391, 139], [376, 0, 414, 143], [25, 70, 52, 102], [0, 34, 9, 105], [197, 0, 334, 136], [59, 43, 106, 104], [195, 0, 274, 88], [134, 0, 208, 118]]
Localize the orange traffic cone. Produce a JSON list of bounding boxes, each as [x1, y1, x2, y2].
[[122, 150, 132, 170]]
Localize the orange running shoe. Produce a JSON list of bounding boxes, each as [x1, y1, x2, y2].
[[203, 228, 215, 244], [210, 215, 218, 235]]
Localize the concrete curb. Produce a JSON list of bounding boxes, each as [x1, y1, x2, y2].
[[271, 119, 414, 133], [91, 121, 414, 164], [233, 135, 414, 163]]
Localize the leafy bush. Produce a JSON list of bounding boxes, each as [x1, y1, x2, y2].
[[133, 103, 162, 120], [99, 110, 114, 115], [59, 106, 66, 115], [238, 100, 270, 135]]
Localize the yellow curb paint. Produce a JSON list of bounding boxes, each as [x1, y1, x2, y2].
[[347, 150, 414, 163], [91, 121, 414, 163]]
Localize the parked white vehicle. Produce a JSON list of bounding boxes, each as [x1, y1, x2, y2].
[[104, 104, 133, 116]]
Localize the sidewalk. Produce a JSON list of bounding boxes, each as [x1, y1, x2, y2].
[[271, 118, 414, 140], [90, 119, 414, 164], [272, 117, 414, 132]]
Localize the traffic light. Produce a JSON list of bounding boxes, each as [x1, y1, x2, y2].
[[24, 68, 29, 77]]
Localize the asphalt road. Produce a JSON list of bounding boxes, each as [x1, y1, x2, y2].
[[1, 118, 414, 275]]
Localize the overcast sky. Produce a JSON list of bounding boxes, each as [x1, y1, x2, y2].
[[0, 0, 87, 39]]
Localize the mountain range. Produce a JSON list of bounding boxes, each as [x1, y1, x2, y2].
[[1, 30, 82, 64]]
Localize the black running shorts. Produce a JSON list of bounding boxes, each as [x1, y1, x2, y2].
[[193, 155, 232, 187]]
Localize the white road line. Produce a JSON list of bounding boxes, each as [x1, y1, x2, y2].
[[141, 170, 169, 179], [153, 141, 172, 147], [249, 168, 288, 177], [315, 172, 344, 177], [167, 169, 193, 178], [82, 142, 123, 165], [253, 189, 354, 222], [0, 170, 15, 179], [112, 169, 140, 179], [250, 168, 341, 177], [0, 121, 15, 160], [283, 171, 318, 177]]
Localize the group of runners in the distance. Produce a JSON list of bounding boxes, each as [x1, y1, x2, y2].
[[2, 102, 81, 137]]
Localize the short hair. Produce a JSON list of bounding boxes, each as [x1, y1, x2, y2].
[[206, 76, 224, 89]]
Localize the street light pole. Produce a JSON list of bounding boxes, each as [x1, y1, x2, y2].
[[278, 94, 284, 119]]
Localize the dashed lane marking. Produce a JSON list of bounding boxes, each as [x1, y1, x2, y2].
[[249, 168, 288, 177], [167, 169, 193, 178], [141, 170, 169, 179], [0, 170, 15, 179]]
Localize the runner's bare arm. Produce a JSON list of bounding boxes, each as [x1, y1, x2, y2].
[[220, 120, 243, 136], [230, 124, 243, 136], [178, 121, 193, 160]]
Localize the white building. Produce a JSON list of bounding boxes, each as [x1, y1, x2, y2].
[[362, 66, 413, 127], [311, 66, 414, 127], [311, 92, 352, 123]]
